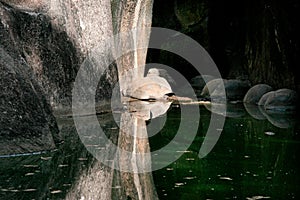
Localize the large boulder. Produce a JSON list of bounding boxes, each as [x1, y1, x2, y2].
[[243, 84, 273, 104], [257, 91, 275, 106], [190, 75, 216, 90], [201, 79, 250, 101], [200, 78, 224, 97], [259, 89, 298, 111]]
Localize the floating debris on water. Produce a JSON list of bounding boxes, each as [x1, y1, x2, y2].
[[219, 177, 233, 181], [51, 190, 62, 194], [23, 165, 39, 168], [186, 158, 195, 161], [183, 176, 197, 180], [41, 157, 52, 160], [23, 189, 37, 192], [246, 196, 271, 200], [58, 164, 68, 168], [176, 150, 192, 153], [25, 173, 35, 176], [175, 182, 184, 187], [264, 131, 275, 136]]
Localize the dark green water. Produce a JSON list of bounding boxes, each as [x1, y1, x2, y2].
[[151, 106, 300, 200], [0, 104, 299, 199]]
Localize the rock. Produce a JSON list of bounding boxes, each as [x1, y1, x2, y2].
[[126, 68, 173, 100], [0, 46, 59, 155], [215, 79, 250, 101], [259, 89, 298, 111], [201, 79, 250, 101], [200, 78, 224, 97], [243, 84, 273, 104], [1, 0, 48, 12], [186, 74, 215, 97], [0, 2, 120, 114], [190, 74, 215, 91], [258, 91, 275, 106], [174, 0, 206, 30]]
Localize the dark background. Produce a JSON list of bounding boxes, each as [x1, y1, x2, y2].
[[147, 0, 300, 93]]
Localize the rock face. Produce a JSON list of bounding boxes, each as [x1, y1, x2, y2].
[[0, 0, 153, 147], [243, 84, 273, 104], [1, 1, 158, 199], [1, 0, 48, 12], [0, 42, 58, 155]]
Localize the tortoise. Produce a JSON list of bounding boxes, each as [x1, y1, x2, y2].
[[126, 68, 174, 101]]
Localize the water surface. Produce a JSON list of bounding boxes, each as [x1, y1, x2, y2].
[[0, 104, 299, 199]]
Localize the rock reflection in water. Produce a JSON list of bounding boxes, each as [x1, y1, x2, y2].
[[204, 102, 246, 118], [243, 102, 295, 129], [68, 100, 171, 199], [243, 103, 266, 120], [258, 106, 296, 129]]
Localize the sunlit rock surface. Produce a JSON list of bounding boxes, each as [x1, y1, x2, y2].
[[1, 0, 48, 12]]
